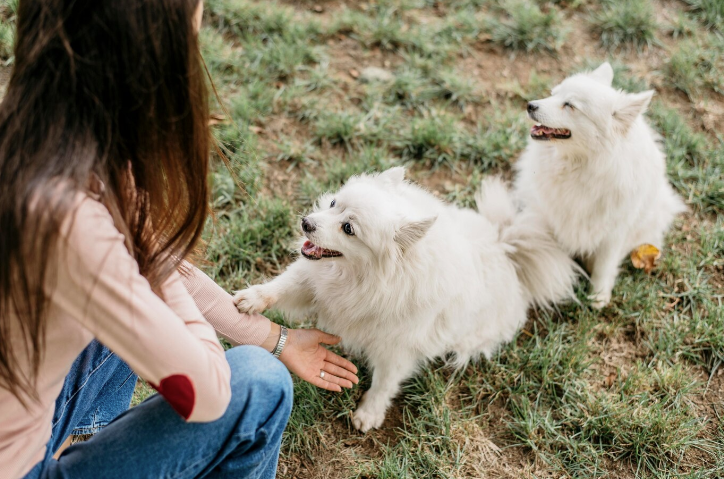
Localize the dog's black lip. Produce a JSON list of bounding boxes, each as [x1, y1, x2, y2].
[[530, 133, 572, 141]]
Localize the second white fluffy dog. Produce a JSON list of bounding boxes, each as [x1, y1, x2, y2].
[[515, 63, 686, 308], [234, 167, 580, 432]]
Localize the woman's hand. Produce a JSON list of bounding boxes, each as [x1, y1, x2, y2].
[[262, 324, 358, 392]]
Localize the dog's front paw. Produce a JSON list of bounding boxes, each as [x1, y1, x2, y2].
[[233, 287, 276, 314], [352, 403, 386, 433], [589, 292, 611, 310]]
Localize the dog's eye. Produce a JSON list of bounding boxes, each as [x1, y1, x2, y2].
[[330, 199, 336, 208], [342, 222, 354, 236], [563, 102, 575, 110]]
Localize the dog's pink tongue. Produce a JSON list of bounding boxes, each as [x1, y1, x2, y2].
[[302, 240, 321, 258]]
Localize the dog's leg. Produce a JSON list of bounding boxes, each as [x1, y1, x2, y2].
[[589, 239, 624, 309], [353, 351, 418, 432], [233, 261, 314, 316]]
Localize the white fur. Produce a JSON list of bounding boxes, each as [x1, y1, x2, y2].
[[234, 168, 580, 432], [515, 62, 687, 308]]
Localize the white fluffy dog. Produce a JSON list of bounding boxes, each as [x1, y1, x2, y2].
[[234, 167, 580, 432], [515, 62, 686, 308]]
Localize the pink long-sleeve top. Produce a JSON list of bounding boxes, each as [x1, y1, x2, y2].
[[0, 193, 271, 479]]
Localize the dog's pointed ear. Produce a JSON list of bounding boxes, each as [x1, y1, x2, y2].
[[589, 62, 614, 86], [395, 217, 436, 251], [613, 90, 654, 131], [378, 167, 406, 186]]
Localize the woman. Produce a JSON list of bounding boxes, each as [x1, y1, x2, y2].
[[0, 1, 358, 478]]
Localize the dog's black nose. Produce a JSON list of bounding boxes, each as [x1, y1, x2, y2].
[[302, 217, 316, 233], [527, 102, 539, 113]]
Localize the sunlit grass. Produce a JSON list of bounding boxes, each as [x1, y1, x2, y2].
[[3, 0, 708, 476]]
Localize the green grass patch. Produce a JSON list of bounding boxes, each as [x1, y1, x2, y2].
[[330, 7, 454, 61], [648, 103, 724, 213], [0, 0, 16, 62], [576, 363, 706, 475], [397, 113, 459, 164], [130, 378, 156, 407], [590, 0, 658, 51], [314, 111, 372, 151], [206, 0, 320, 42], [204, 195, 296, 287], [484, 0, 567, 52], [665, 35, 724, 100], [682, 0, 724, 31]]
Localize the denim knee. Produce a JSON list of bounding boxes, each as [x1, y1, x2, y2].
[[225, 346, 293, 430]]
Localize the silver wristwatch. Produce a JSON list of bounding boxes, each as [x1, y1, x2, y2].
[[272, 326, 288, 358]]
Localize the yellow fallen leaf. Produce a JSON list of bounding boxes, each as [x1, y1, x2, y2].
[[630, 244, 661, 274], [604, 371, 617, 388]]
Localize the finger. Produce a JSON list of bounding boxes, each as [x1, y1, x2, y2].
[[314, 329, 341, 346], [319, 369, 354, 389], [323, 361, 359, 385], [324, 349, 358, 375], [310, 375, 342, 392]]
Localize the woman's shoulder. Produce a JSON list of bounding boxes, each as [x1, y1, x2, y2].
[[54, 187, 125, 250]]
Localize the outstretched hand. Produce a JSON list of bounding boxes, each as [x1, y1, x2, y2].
[[279, 328, 358, 392]]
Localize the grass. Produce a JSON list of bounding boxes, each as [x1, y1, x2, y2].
[[484, 0, 567, 52], [0, 0, 16, 63], [204, 194, 296, 288], [590, 0, 658, 51], [665, 34, 724, 100], [193, 1, 724, 476], [2, 0, 722, 477], [682, 0, 724, 31]]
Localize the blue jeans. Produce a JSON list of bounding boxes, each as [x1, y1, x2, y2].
[[24, 340, 293, 479]]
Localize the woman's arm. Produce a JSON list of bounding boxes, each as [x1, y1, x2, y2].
[[51, 196, 231, 422], [180, 263, 272, 347], [181, 263, 358, 391]]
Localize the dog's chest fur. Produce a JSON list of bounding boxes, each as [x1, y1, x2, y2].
[[517, 143, 639, 255], [308, 261, 443, 354]]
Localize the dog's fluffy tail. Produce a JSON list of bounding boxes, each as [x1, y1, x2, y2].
[[476, 177, 582, 308]]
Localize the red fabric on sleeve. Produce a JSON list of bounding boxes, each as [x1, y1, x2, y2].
[[150, 375, 196, 420]]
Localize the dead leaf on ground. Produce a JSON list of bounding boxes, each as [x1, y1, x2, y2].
[[604, 372, 617, 388], [630, 244, 661, 274], [348, 68, 360, 79], [248, 125, 264, 134]]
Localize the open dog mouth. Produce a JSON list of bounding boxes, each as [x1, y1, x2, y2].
[[301, 240, 343, 260], [531, 124, 572, 140]]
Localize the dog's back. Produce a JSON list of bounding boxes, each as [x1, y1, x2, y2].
[[477, 177, 582, 308]]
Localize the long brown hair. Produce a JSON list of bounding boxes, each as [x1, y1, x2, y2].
[[0, 0, 210, 404]]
